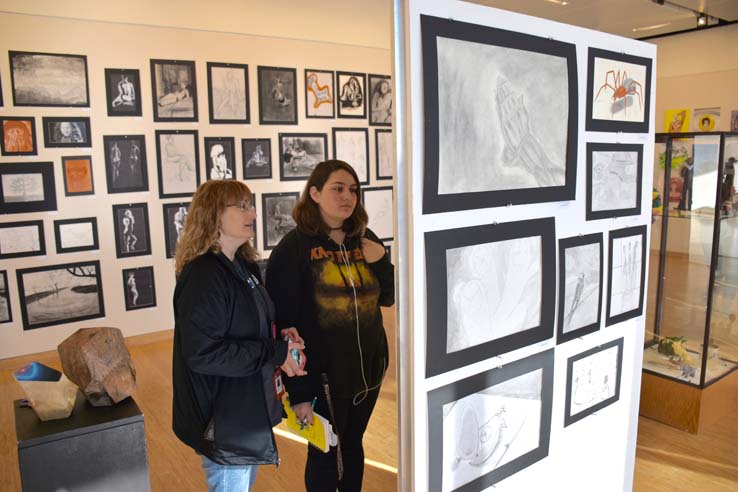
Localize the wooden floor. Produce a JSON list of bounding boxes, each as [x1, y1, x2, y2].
[[1, 328, 738, 491]]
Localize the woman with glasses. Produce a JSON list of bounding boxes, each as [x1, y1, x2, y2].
[[171, 179, 307, 492]]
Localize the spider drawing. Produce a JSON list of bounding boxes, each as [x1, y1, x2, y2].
[[594, 70, 643, 116]]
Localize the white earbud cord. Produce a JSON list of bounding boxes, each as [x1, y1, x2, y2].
[[338, 243, 386, 406]]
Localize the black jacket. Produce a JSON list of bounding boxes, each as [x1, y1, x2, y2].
[[172, 251, 289, 465], [266, 228, 395, 404]]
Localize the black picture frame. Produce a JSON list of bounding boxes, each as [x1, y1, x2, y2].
[[207, 62, 250, 124], [586, 142, 644, 220], [420, 14, 578, 214], [103, 135, 149, 194], [9, 51, 90, 107], [61, 155, 95, 197], [122, 266, 157, 311], [425, 217, 556, 377], [564, 337, 624, 427], [332, 127, 369, 185], [53, 217, 99, 254], [42, 116, 92, 148], [428, 349, 554, 491], [162, 202, 190, 259], [16, 260, 105, 331], [1, 116, 37, 156], [257, 66, 298, 125], [0, 73, 3, 107], [586, 47, 653, 133], [112, 203, 152, 258], [374, 129, 393, 181], [0, 162, 57, 214], [0, 220, 45, 259], [278, 133, 328, 181], [304, 68, 335, 119], [606, 225, 647, 326], [336, 71, 367, 119], [557, 233, 604, 344], [368, 74, 392, 126], [150, 59, 198, 122], [0, 270, 11, 324], [262, 192, 299, 250], [104, 68, 142, 117], [155, 129, 200, 199], [204, 136, 236, 180], [361, 186, 394, 242], [242, 138, 273, 180]]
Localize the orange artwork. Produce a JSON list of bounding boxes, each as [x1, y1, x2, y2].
[[64, 158, 93, 194], [3, 119, 34, 153], [306, 72, 333, 108]]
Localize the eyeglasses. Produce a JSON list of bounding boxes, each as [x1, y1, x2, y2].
[[227, 201, 255, 212]]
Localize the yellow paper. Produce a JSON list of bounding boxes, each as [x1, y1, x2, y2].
[[282, 397, 333, 453], [664, 109, 689, 132]]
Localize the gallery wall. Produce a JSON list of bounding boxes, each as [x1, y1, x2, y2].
[[0, 11, 392, 359], [397, 0, 656, 490]]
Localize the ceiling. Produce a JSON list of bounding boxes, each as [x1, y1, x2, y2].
[[468, 0, 738, 39]]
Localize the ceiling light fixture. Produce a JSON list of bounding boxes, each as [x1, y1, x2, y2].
[[544, 0, 569, 6], [632, 22, 672, 33], [696, 14, 708, 27]]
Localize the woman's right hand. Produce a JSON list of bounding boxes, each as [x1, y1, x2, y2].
[[280, 341, 307, 377], [292, 402, 314, 425]]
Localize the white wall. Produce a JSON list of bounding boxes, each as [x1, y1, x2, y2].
[[0, 11, 391, 359]]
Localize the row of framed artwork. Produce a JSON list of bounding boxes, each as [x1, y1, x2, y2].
[[1, 51, 392, 125], [420, 14, 653, 214], [429, 338, 624, 491], [425, 218, 645, 377], [0, 261, 156, 330]]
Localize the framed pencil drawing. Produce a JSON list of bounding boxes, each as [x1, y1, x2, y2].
[[105, 68, 142, 117], [304, 69, 335, 119], [586, 142, 643, 220], [103, 135, 148, 194], [155, 129, 200, 198], [163, 202, 190, 259], [242, 138, 273, 180], [1, 116, 37, 156], [375, 129, 393, 180], [10, 51, 89, 107], [262, 192, 298, 250], [425, 217, 556, 377], [278, 133, 327, 181], [112, 203, 152, 258], [207, 62, 249, 124], [150, 59, 198, 122], [606, 225, 647, 326], [53, 217, 99, 254], [368, 74, 392, 126], [0, 271, 11, 324], [586, 48, 652, 133], [362, 187, 393, 242], [122, 266, 157, 311], [333, 127, 369, 184], [62, 156, 95, 196], [42, 117, 91, 148], [258, 66, 297, 125], [0, 220, 45, 260], [336, 71, 366, 119], [204, 137, 236, 180], [421, 15, 578, 213], [0, 162, 57, 214]]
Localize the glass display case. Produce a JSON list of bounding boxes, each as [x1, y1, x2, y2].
[[641, 132, 738, 432]]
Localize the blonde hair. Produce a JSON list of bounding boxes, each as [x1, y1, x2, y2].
[[174, 180, 257, 273]]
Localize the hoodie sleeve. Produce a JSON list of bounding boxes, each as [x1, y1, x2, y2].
[[364, 228, 395, 308]]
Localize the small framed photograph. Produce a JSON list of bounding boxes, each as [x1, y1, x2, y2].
[[428, 349, 553, 491], [207, 62, 249, 124], [53, 217, 99, 254], [0, 270, 11, 324], [0, 162, 57, 214], [204, 137, 236, 180], [103, 135, 149, 194], [16, 260, 105, 331], [425, 218, 556, 377], [278, 133, 328, 181], [150, 59, 198, 122], [586, 143, 643, 220], [586, 47, 653, 133], [304, 69, 335, 119], [375, 129, 393, 180], [333, 127, 369, 184], [162, 202, 190, 259], [336, 71, 366, 119], [557, 233, 603, 344], [362, 187, 393, 241], [565, 338, 624, 426], [104, 68, 142, 117], [0, 220, 45, 259], [1, 116, 37, 156], [242, 138, 272, 180], [606, 225, 647, 326], [155, 129, 200, 198], [62, 156, 95, 196], [368, 74, 392, 126], [112, 203, 152, 258], [122, 266, 157, 311], [42, 116, 92, 148], [257, 66, 298, 125], [262, 192, 298, 250], [10, 51, 90, 107]]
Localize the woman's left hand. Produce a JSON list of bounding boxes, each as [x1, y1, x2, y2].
[[280, 327, 304, 346], [361, 238, 386, 263]]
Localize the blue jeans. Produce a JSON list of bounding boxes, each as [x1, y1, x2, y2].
[[200, 454, 257, 492]]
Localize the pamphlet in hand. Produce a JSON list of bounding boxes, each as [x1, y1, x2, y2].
[[282, 396, 337, 453]]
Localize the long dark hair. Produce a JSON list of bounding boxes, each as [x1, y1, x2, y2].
[[293, 160, 368, 238]]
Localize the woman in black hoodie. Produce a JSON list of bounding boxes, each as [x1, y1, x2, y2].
[[267, 160, 395, 492]]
